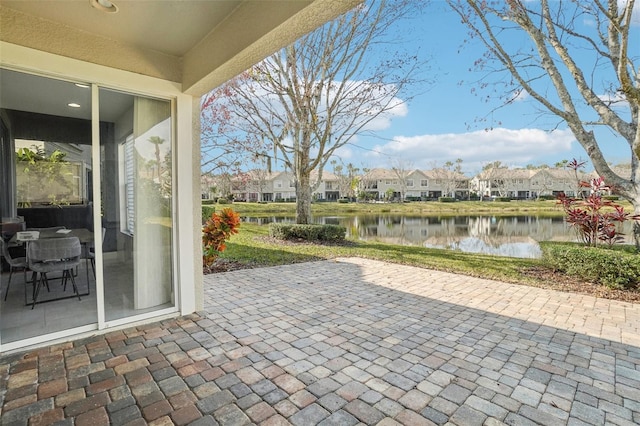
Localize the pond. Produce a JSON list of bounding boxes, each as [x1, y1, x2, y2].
[[241, 214, 637, 259]]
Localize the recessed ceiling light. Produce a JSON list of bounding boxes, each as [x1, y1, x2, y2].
[[75, 83, 90, 88], [68, 103, 81, 108], [90, 0, 118, 13]]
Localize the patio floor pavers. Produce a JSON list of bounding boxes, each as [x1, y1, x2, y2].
[[1, 257, 639, 425]]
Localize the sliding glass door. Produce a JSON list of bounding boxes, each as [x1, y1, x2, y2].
[[99, 88, 174, 322], [0, 68, 176, 348], [0, 69, 96, 344]]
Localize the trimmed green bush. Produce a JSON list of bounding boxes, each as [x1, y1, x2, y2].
[[269, 223, 346, 242], [202, 205, 216, 223], [438, 197, 456, 203], [202, 199, 216, 205], [217, 198, 231, 204], [540, 242, 640, 289], [493, 197, 511, 202]]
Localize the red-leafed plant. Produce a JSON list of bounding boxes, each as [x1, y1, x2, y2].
[[202, 208, 241, 267], [557, 177, 638, 247]]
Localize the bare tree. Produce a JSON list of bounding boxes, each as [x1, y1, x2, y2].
[[331, 160, 359, 200], [447, 0, 640, 244], [201, 84, 266, 176], [246, 168, 270, 202], [431, 158, 464, 198], [390, 159, 414, 201], [357, 166, 377, 201], [215, 173, 234, 201], [201, 0, 429, 223], [480, 161, 508, 198]]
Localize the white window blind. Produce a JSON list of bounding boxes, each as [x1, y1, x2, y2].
[[124, 134, 135, 235]]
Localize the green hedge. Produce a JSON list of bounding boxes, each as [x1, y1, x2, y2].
[[540, 242, 640, 289], [493, 197, 511, 202], [202, 205, 216, 223], [269, 223, 346, 242], [438, 197, 455, 203]]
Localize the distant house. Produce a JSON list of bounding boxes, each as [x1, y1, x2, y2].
[[471, 167, 594, 199], [218, 165, 618, 205], [404, 170, 429, 199], [532, 168, 589, 197], [314, 171, 340, 201], [423, 169, 470, 199], [472, 168, 537, 199], [228, 169, 343, 202], [361, 168, 403, 200]]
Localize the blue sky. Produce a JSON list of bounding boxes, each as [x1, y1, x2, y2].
[[331, 1, 639, 175]]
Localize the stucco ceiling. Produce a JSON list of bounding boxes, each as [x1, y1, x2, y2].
[[0, 0, 243, 58], [1, 0, 360, 95], [0, 0, 360, 118]]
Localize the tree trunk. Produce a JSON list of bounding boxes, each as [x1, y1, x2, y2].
[[295, 172, 312, 224], [632, 201, 640, 251]]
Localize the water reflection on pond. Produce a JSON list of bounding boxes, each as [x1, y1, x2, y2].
[[242, 214, 636, 259]]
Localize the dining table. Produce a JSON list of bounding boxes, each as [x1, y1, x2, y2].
[[9, 228, 94, 306]]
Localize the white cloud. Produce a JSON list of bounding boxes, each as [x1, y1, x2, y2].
[[619, 0, 640, 24], [362, 99, 408, 131], [512, 89, 529, 102], [333, 145, 355, 162], [597, 91, 630, 108], [362, 128, 576, 172]]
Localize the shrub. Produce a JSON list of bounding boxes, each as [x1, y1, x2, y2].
[[269, 223, 346, 242], [202, 205, 216, 223], [540, 242, 640, 289], [202, 208, 241, 267], [217, 198, 231, 204], [557, 177, 639, 247], [338, 198, 350, 203], [438, 197, 455, 203], [493, 197, 511, 202]]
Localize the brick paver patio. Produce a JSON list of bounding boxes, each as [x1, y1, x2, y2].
[[1, 257, 639, 425]]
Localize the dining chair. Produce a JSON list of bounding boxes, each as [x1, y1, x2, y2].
[[27, 236, 82, 309], [1, 238, 28, 301], [83, 227, 106, 279]]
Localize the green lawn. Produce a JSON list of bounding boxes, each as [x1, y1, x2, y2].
[[209, 199, 569, 217], [219, 222, 542, 286]]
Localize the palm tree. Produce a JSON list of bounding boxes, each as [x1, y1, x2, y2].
[[147, 136, 165, 181]]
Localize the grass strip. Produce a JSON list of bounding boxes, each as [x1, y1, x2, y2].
[[211, 200, 571, 217], [219, 223, 541, 285]]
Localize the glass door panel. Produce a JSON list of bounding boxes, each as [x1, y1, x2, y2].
[[99, 88, 174, 321], [1, 69, 96, 344]]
